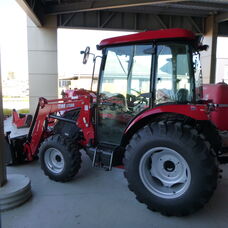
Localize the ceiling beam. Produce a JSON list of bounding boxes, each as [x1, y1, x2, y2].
[[217, 12, 228, 23], [58, 10, 204, 34], [100, 12, 116, 28], [108, 6, 210, 17], [218, 21, 228, 36], [193, 0, 228, 4], [17, 0, 46, 26], [16, 0, 42, 26], [46, 0, 189, 15], [160, 2, 228, 12], [154, 15, 167, 29], [187, 16, 202, 34]]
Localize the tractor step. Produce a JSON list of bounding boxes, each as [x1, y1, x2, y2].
[[87, 144, 116, 171]]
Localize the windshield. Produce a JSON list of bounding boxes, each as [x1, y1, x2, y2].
[[99, 42, 196, 109], [155, 43, 194, 105], [100, 45, 151, 97]]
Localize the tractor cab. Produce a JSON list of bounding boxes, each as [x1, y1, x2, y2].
[[95, 28, 201, 145]]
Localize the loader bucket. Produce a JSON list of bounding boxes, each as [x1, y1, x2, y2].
[[5, 132, 28, 165]]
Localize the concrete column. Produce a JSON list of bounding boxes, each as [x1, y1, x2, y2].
[[27, 16, 58, 114], [0, 49, 7, 187], [200, 15, 218, 84]]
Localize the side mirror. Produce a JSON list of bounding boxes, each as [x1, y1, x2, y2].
[[197, 44, 209, 52], [81, 46, 90, 64]]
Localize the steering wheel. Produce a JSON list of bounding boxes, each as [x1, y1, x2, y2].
[[127, 89, 148, 111]]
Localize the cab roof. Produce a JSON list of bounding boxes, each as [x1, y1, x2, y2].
[[98, 28, 195, 49]]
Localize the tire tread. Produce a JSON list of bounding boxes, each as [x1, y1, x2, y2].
[[123, 120, 218, 216], [39, 134, 81, 182]]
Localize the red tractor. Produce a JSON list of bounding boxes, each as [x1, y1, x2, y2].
[[6, 28, 228, 216]]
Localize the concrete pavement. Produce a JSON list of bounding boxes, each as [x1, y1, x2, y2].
[[1, 152, 228, 228]]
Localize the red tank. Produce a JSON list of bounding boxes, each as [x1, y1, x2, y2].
[[203, 83, 228, 131]]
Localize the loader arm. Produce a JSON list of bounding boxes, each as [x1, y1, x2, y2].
[[24, 94, 95, 161]]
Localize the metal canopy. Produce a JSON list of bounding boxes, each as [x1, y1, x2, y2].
[[17, 0, 228, 34]]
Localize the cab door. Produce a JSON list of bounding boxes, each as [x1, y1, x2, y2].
[[97, 44, 153, 145]]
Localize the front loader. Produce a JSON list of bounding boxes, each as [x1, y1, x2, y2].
[[6, 28, 228, 216]]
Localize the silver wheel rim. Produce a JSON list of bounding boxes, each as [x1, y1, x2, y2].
[[139, 147, 191, 199], [44, 148, 65, 174]]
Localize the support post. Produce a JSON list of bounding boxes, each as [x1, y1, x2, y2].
[[0, 42, 31, 213], [200, 15, 218, 84], [0, 49, 7, 187], [27, 16, 58, 114]]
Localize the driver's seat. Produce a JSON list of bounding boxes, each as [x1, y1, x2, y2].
[[176, 88, 188, 103]]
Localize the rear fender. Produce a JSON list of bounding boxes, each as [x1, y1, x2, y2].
[[121, 104, 209, 146]]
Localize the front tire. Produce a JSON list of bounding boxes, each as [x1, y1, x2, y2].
[[39, 134, 82, 182], [124, 121, 218, 216]]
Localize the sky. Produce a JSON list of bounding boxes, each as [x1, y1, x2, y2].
[[0, 0, 133, 81], [57, 29, 133, 77], [0, 0, 228, 82], [0, 0, 28, 80]]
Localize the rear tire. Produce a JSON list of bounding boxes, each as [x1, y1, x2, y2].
[[196, 121, 222, 155], [124, 121, 218, 216], [39, 134, 81, 182]]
